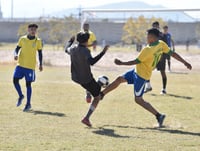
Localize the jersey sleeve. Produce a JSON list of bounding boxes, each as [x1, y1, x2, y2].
[[18, 37, 23, 47], [90, 32, 97, 43], [37, 39, 43, 50]]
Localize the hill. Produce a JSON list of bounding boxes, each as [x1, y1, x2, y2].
[[51, 1, 195, 22]]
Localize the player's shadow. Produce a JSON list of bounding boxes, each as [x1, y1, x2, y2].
[[101, 125, 200, 137], [92, 126, 130, 138], [135, 127, 200, 137], [150, 93, 193, 100], [28, 110, 66, 117]]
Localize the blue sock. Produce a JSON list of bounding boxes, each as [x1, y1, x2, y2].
[[26, 86, 32, 105], [14, 82, 23, 97]]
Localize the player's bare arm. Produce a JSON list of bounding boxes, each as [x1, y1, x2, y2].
[[171, 52, 192, 70], [114, 58, 139, 66]]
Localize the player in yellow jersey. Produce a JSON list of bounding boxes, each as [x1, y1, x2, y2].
[[100, 28, 192, 127], [13, 23, 43, 112], [83, 23, 97, 51], [83, 23, 98, 103]]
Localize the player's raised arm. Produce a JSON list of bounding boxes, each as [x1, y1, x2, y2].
[[88, 45, 109, 65], [65, 36, 75, 54], [114, 58, 140, 66], [171, 52, 192, 70]]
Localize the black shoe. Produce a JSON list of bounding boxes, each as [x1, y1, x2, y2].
[[23, 104, 31, 112], [157, 114, 166, 127], [16, 95, 24, 107]]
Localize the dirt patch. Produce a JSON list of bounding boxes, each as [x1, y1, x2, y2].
[[1, 50, 199, 72]]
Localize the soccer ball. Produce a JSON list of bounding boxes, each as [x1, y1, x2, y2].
[[97, 75, 109, 88]]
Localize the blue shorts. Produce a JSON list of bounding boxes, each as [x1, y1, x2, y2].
[[122, 69, 146, 97], [13, 66, 36, 82]]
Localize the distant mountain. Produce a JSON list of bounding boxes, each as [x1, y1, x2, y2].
[[50, 1, 195, 22]]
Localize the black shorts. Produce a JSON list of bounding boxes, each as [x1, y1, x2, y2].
[[81, 79, 101, 97], [156, 55, 166, 71], [164, 53, 170, 60]]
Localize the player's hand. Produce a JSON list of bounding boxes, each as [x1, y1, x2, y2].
[[14, 56, 18, 61], [69, 36, 75, 43], [39, 65, 43, 71], [114, 58, 123, 65], [184, 62, 192, 70], [102, 45, 109, 53]]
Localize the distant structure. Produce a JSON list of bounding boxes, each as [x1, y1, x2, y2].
[[0, 0, 3, 19]]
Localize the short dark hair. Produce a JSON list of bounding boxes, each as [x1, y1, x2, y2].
[[152, 21, 159, 27], [28, 23, 38, 28], [163, 25, 168, 29], [147, 28, 160, 38], [76, 32, 90, 43]]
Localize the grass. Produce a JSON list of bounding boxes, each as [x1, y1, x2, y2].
[[0, 64, 200, 151]]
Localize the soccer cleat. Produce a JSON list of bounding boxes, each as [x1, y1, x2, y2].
[[23, 104, 31, 112], [81, 117, 92, 127], [85, 93, 92, 103], [160, 89, 167, 95], [16, 95, 24, 107], [144, 87, 152, 93], [157, 114, 166, 127]]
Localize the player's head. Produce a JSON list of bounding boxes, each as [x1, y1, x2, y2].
[[83, 23, 90, 32], [28, 23, 38, 36], [163, 25, 168, 33], [147, 28, 160, 44], [152, 21, 160, 29], [76, 32, 90, 44]]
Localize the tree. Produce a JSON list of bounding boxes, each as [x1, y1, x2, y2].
[[122, 16, 166, 51]]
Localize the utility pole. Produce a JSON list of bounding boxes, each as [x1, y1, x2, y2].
[[11, 0, 13, 19]]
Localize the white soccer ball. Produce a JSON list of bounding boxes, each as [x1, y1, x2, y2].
[[97, 75, 109, 88]]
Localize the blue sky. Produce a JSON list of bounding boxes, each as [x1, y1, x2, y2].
[[1, 0, 200, 18]]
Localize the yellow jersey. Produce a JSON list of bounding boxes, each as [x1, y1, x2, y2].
[[87, 30, 96, 51], [17, 35, 43, 70], [136, 40, 172, 80]]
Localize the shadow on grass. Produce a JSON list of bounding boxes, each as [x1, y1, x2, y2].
[[150, 93, 193, 100], [135, 127, 200, 137], [100, 125, 200, 137], [92, 126, 130, 138], [28, 110, 66, 117]]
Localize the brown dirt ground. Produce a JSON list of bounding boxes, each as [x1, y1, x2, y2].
[[0, 50, 199, 72]]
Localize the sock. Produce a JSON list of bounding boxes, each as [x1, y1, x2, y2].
[[26, 86, 32, 105], [85, 105, 96, 119], [146, 81, 151, 88], [14, 83, 23, 97], [162, 77, 167, 89], [156, 113, 161, 119]]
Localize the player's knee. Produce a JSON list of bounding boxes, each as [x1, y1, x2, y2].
[[135, 97, 142, 104], [26, 81, 32, 87], [13, 78, 19, 85]]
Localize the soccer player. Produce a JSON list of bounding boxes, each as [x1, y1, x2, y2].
[[65, 31, 109, 127], [83, 22, 97, 51], [100, 28, 192, 127], [163, 25, 175, 72], [13, 23, 43, 112], [144, 21, 162, 93], [83, 22, 98, 103]]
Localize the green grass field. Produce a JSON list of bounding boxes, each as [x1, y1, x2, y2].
[[0, 64, 200, 151]]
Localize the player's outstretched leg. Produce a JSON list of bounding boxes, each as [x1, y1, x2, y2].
[[135, 97, 165, 127], [81, 96, 101, 127], [100, 76, 127, 99], [13, 78, 24, 107]]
